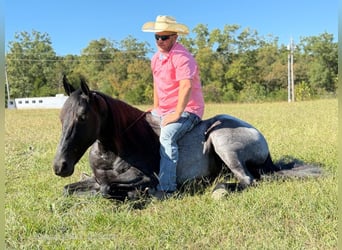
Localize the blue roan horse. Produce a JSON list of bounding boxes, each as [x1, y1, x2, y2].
[[53, 76, 322, 200]]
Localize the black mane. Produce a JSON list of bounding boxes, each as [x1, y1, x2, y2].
[[94, 91, 160, 175]]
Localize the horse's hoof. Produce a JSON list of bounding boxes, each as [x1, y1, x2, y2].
[[211, 188, 229, 200]]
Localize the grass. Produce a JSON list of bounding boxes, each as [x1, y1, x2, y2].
[[5, 99, 337, 249]]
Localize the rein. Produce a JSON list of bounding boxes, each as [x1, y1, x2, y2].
[[122, 111, 148, 134]]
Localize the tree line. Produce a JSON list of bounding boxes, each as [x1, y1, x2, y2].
[[5, 25, 337, 106]]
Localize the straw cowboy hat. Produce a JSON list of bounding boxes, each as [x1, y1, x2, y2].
[[142, 15, 189, 35]]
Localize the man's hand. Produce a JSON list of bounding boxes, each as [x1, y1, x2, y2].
[[161, 113, 181, 127]]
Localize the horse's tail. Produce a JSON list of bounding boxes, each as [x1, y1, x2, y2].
[[260, 154, 323, 179], [212, 154, 323, 200]]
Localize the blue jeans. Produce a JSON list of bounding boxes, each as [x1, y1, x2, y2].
[[152, 111, 201, 192]]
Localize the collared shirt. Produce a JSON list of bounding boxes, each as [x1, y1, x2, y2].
[[151, 42, 205, 118]]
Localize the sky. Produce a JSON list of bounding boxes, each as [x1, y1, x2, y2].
[[5, 0, 338, 56]]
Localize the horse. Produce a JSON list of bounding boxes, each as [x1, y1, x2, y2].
[[53, 76, 322, 201]]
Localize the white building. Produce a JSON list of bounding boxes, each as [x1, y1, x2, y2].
[[8, 94, 68, 109]]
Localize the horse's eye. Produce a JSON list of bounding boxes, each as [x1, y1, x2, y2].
[[78, 114, 87, 122]]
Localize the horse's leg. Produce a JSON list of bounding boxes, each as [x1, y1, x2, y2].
[[218, 151, 255, 187], [209, 131, 256, 188], [210, 151, 255, 200], [63, 175, 101, 196], [96, 167, 157, 200]]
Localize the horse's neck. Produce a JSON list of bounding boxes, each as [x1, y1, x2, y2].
[[113, 100, 144, 130], [98, 98, 146, 153]]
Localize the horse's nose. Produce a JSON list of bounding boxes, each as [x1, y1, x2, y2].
[[53, 158, 74, 177]]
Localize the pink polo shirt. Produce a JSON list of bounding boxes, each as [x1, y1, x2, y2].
[[151, 42, 205, 118]]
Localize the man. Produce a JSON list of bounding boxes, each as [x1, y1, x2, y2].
[[142, 15, 205, 199]]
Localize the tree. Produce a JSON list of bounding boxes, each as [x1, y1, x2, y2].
[[5, 28, 337, 105], [214, 24, 240, 64], [119, 35, 151, 58], [256, 38, 288, 93], [6, 30, 57, 97], [192, 24, 210, 50], [73, 38, 117, 88], [299, 32, 338, 93]]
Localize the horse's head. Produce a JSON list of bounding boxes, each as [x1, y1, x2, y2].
[[53, 76, 107, 177]]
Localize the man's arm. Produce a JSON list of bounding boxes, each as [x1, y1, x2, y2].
[[161, 79, 192, 126], [153, 82, 159, 110]]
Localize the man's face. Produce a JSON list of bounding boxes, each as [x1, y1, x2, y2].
[[155, 32, 178, 53]]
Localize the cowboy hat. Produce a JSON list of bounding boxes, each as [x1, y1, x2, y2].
[[142, 15, 189, 35]]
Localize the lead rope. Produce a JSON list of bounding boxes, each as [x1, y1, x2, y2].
[[122, 111, 148, 134]]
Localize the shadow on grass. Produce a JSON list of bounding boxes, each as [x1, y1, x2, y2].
[[62, 155, 325, 210]]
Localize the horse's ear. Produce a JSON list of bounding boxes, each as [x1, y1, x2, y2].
[[80, 76, 90, 96], [63, 75, 75, 96]]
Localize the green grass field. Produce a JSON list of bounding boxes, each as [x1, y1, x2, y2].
[[5, 99, 337, 249]]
